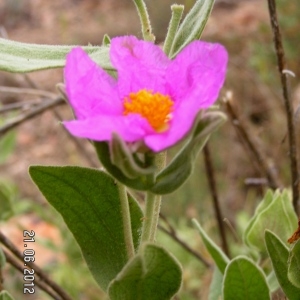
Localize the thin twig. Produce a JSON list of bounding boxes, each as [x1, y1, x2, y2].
[[0, 100, 42, 114], [203, 143, 230, 257], [223, 92, 283, 190], [158, 215, 212, 268], [0, 86, 56, 99], [0, 97, 65, 137], [3, 249, 61, 299], [267, 0, 299, 214], [0, 231, 72, 300]]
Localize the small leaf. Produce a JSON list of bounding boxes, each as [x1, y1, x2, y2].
[[170, 0, 215, 57], [0, 291, 15, 300], [245, 189, 298, 254], [151, 111, 226, 194], [265, 230, 300, 300], [208, 267, 223, 300], [192, 219, 229, 273], [0, 38, 113, 73], [223, 256, 270, 300], [29, 166, 143, 291], [288, 239, 300, 288], [108, 243, 182, 300]]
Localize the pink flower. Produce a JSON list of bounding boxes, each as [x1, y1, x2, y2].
[[63, 36, 228, 152]]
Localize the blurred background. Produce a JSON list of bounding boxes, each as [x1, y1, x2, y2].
[[0, 0, 299, 299]]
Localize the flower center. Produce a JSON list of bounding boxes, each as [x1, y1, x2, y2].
[[123, 89, 174, 132]]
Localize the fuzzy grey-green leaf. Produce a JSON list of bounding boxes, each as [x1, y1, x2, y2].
[[29, 166, 143, 291], [0, 38, 113, 73], [108, 243, 182, 300], [265, 230, 300, 299], [223, 256, 270, 300], [288, 239, 300, 289], [193, 219, 229, 273], [170, 0, 215, 57]]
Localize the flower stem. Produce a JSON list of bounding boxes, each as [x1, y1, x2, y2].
[[141, 152, 166, 242], [117, 182, 135, 259], [163, 4, 184, 57], [132, 0, 155, 42]]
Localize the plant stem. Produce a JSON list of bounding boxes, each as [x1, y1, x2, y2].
[[132, 0, 155, 41], [163, 4, 184, 56], [267, 0, 299, 215], [117, 182, 135, 259], [141, 152, 166, 242]]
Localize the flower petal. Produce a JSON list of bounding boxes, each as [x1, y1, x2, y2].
[[144, 103, 198, 152], [110, 36, 170, 98], [65, 47, 122, 119], [63, 114, 154, 142], [166, 41, 228, 106]]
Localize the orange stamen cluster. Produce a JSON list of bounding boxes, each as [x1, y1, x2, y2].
[[123, 89, 174, 132]]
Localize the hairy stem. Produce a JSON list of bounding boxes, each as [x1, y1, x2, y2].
[[141, 152, 166, 242], [117, 182, 135, 259]]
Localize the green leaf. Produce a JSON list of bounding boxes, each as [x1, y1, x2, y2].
[[151, 111, 226, 194], [170, 0, 215, 57], [0, 38, 113, 73], [192, 219, 229, 273], [223, 256, 270, 300], [108, 243, 182, 300], [29, 166, 143, 291], [265, 230, 300, 300], [288, 239, 300, 289], [245, 189, 298, 254], [208, 267, 223, 300], [0, 291, 15, 300], [94, 142, 154, 191]]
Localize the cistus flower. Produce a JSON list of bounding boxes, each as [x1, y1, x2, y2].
[[63, 36, 228, 152]]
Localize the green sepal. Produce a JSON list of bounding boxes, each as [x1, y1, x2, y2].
[[110, 133, 155, 179], [192, 219, 229, 273], [94, 141, 155, 191], [102, 34, 111, 46], [0, 291, 15, 300], [29, 166, 143, 291], [265, 230, 300, 299], [151, 111, 226, 194], [244, 189, 298, 254], [108, 243, 182, 300], [0, 38, 114, 73], [170, 0, 215, 58], [222, 256, 270, 300], [288, 239, 300, 288]]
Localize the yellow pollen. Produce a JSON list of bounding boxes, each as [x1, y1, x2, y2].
[[123, 89, 174, 132]]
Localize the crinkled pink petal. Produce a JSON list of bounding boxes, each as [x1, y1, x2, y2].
[[110, 36, 170, 98], [166, 41, 228, 106], [144, 102, 199, 152], [63, 114, 154, 142], [65, 47, 122, 119]]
